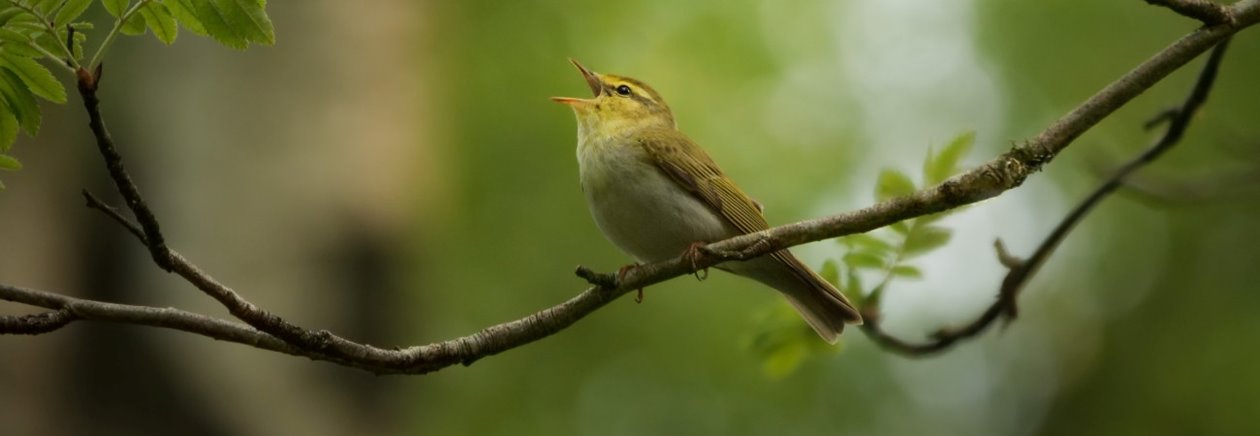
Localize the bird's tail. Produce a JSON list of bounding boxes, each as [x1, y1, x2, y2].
[[722, 252, 862, 344]]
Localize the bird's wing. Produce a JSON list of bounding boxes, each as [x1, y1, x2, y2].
[[636, 129, 770, 235], [637, 129, 862, 332]]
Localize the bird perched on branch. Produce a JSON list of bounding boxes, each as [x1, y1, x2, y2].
[[553, 59, 862, 342]]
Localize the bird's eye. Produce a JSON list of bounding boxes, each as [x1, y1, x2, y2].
[[615, 85, 632, 96]]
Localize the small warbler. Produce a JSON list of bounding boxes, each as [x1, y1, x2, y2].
[[553, 59, 862, 342]]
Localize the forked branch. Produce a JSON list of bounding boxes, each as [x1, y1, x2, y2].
[[1, 1, 1257, 374], [861, 36, 1231, 356]]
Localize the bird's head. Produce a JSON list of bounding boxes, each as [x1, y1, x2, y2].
[[552, 59, 675, 140]]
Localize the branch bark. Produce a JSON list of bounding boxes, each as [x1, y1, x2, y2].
[[1147, 0, 1236, 25], [2, 1, 1259, 374], [0, 308, 75, 334], [77, 64, 173, 271]]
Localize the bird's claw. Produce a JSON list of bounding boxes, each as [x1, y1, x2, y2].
[[618, 263, 646, 303], [683, 241, 710, 281]]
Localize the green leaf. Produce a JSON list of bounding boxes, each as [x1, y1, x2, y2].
[[219, 0, 273, 43], [189, 0, 244, 48], [165, 0, 207, 35], [27, 30, 55, 57], [840, 232, 894, 254], [842, 251, 886, 270], [875, 168, 915, 201], [0, 110, 16, 152], [918, 204, 971, 225], [120, 6, 147, 35], [25, 26, 85, 61], [0, 29, 43, 58], [189, 0, 274, 49], [903, 225, 952, 257], [3, 10, 41, 30], [53, 0, 93, 27], [760, 338, 808, 379], [0, 53, 66, 102], [889, 220, 910, 235], [103, 0, 129, 17], [748, 303, 831, 379], [28, 25, 86, 61], [890, 265, 923, 279], [33, 0, 62, 14], [916, 211, 947, 225], [819, 259, 839, 286], [120, 18, 146, 36], [0, 8, 26, 27], [924, 130, 975, 185], [138, 2, 177, 43], [0, 68, 40, 135], [0, 153, 20, 170]]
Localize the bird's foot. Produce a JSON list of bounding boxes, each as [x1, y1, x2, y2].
[[683, 241, 710, 281], [617, 263, 646, 303]]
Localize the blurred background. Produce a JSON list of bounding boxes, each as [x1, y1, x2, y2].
[[2, 0, 1259, 435]]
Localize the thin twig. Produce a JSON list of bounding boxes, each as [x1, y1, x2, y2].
[[2, 1, 1257, 374], [76, 66, 173, 271], [574, 266, 617, 289], [77, 68, 361, 358], [81, 191, 343, 355], [65, 24, 75, 65], [861, 37, 1232, 357], [0, 280, 623, 374], [0, 283, 318, 359], [82, 189, 145, 241]]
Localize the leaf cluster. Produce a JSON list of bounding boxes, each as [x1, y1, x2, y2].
[[103, 0, 275, 49], [835, 131, 975, 306], [748, 131, 976, 376], [0, 0, 273, 188]]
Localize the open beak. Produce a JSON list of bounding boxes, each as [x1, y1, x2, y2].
[[571, 59, 603, 96], [550, 58, 602, 106]]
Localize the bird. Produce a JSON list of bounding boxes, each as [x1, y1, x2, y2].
[[552, 59, 862, 343]]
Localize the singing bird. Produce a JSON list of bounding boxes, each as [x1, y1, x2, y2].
[[552, 60, 862, 342]]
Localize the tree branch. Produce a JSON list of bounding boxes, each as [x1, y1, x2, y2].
[[1147, 0, 1236, 25], [0, 309, 76, 334], [860, 37, 1232, 356], [77, 65, 173, 271], [0, 283, 302, 356], [0, 280, 625, 374], [3, 1, 1258, 374]]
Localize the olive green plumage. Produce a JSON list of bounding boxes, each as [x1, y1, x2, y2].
[[554, 60, 862, 342]]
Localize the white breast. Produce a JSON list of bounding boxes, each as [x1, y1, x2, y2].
[[579, 142, 736, 263]]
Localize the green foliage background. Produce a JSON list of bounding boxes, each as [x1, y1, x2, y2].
[[412, 1, 1260, 434], [1, 1, 1259, 435]]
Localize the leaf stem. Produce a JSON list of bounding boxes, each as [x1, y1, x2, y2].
[[862, 220, 917, 306], [29, 41, 76, 74], [8, 1, 79, 69], [86, 0, 152, 70]]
